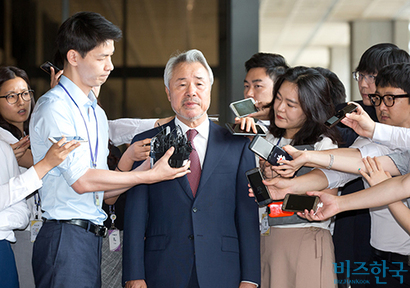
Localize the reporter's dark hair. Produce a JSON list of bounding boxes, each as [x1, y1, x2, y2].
[[355, 43, 410, 74], [267, 66, 341, 146], [0, 66, 34, 140], [314, 67, 346, 107], [376, 63, 410, 97], [245, 53, 289, 82], [55, 11, 122, 63]]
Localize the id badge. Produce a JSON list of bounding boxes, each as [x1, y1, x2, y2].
[[94, 192, 100, 206], [260, 212, 270, 236], [108, 229, 121, 251], [30, 220, 43, 242]]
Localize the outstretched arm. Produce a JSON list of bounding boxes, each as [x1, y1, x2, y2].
[[272, 146, 363, 177], [254, 169, 330, 200], [273, 145, 400, 177], [301, 157, 410, 223], [101, 147, 190, 202]]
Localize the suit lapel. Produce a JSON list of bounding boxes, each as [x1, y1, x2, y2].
[[195, 121, 229, 198]]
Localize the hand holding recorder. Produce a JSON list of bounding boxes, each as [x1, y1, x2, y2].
[[325, 103, 358, 128], [340, 102, 377, 139]]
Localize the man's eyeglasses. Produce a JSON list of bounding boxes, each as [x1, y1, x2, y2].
[[368, 93, 410, 107], [0, 90, 34, 104], [352, 71, 376, 84]]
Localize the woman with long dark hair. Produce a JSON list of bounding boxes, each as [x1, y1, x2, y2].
[[259, 66, 340, 288], [0, 66, 40, 287]]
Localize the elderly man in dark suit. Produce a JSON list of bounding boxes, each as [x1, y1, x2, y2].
[[122, 49, 260, 288]]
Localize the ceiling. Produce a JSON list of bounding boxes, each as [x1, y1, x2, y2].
[[259, 0, 410, 67]]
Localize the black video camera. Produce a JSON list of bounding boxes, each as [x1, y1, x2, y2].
[[150, 125, 193, 168]]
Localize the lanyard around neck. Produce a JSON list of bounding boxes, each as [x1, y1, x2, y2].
[[59, 82, 99, 168]]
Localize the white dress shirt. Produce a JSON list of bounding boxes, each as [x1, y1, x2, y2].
[[0, 140, 31, 242], [174, 117, 209, 168]]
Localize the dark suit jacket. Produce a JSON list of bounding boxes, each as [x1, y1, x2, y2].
[[122, 119, 260, 288]]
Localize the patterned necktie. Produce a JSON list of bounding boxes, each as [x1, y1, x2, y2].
[[186, 129, 201, 197]]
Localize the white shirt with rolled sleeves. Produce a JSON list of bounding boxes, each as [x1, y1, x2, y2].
[[108, 118, 158, 147]]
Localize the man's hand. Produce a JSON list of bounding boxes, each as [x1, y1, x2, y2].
[[271, 145, 308, 178], [359, 156, 392, 186], [50, 67, 64, 88], [117, 138, 151, 172], [247, 99, 270, 121], [297, 190, 340, 221], [248, 176, 294, 200], [259, 158, 279, 179], [126, 138, 151, 162], [147, 146, 190, 183], [125, 280, 147, 288], [10, 136, 30, 161], [340, 102, 375, 138], [234, 116, 258, 134]]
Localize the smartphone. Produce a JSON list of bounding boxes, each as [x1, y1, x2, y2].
[[325, 103, 358, 128], [249, 135, 293, 165], [282, 194, 320, 212], [48, 136, 88, 144], [40, 61, 61, 75], [229, 98, 258, 118], [225, 123, 267, 136], [245, 167, 273, 207]]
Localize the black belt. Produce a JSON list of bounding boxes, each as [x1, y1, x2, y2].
[[372, 248, 410, 266], [43, 218, 108, 238]]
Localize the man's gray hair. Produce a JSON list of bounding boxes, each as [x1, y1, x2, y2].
[[164, 49, 214, 89]]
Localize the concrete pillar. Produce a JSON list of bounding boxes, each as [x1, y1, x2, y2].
[[349, 20, 409, 101], [329, 46, 351, 101], [218, 0, 259, 125]]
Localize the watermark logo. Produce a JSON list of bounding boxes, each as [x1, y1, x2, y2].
[[334, 260, 408, 284]]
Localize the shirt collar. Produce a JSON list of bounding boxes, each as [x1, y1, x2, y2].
[[59, 76, 96, 110], [174, 116, 209, 141]]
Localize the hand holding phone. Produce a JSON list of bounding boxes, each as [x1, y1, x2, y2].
[[40, 61, 61, 75], [282, 194, 320, 212], [249, 135, 293, 166], [325, 103, 358, 128], [245, 167, 273, 207], [229, 98, 258, 118], [225, 123, 267, 136]]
